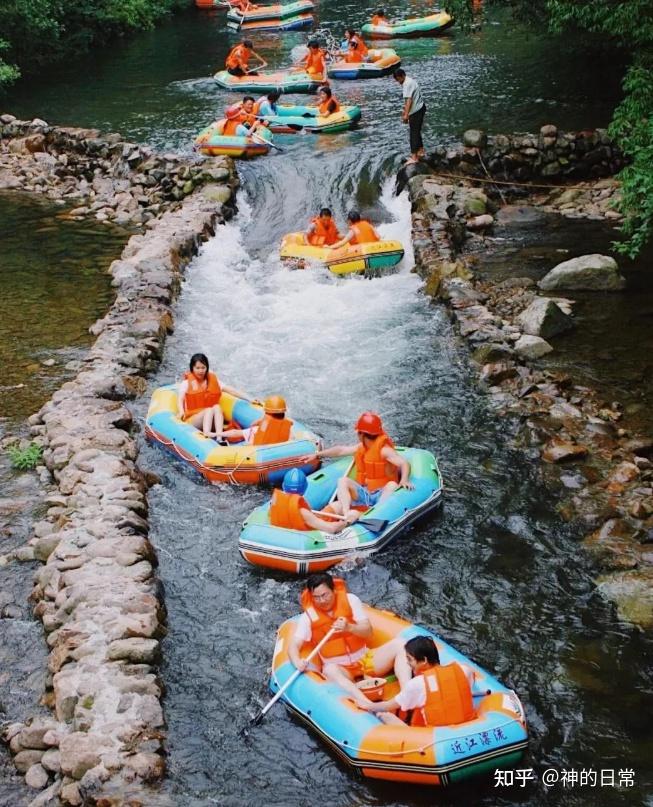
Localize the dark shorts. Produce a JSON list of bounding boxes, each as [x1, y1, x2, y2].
[[408, 105, 426, 154], [227, 66, 249, 76]]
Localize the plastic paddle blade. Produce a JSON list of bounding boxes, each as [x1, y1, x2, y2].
[[358, 518, 388, 532]]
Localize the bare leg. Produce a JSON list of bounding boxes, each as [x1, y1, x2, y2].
[[378, 480, 399, 504], [369, 638, 411, 688], [322, 662, 371, 707], [378, 712, 405, 725], [210, 404, 224, 435], [335, 476, 358, 515]]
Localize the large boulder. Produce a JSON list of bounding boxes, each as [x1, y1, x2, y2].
[[539, 254, 625, 291], [517, 297, 574, 339]]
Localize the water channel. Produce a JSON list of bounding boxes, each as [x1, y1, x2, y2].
[[3, 3, 652, 805]]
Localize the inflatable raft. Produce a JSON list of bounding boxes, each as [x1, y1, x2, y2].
[[280, 232, 404, 274], [327, 49, 400, 80], [269, 608, 529, 785], [145, 385, 321, 485], [255, 103, 361, 133], [227, 12, 313, 30], [194, 122, 272, 158], [226, 0, 314, 23], [214, 69, 322, 94], [362, 12, 454, 39], [239, 449, 442, 573]]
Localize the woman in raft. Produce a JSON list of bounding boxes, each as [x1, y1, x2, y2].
[[177, 353, 256, 437]]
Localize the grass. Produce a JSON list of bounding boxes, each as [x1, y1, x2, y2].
[[7, 442, 43, 470]]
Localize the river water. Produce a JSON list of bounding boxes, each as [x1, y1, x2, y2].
[[4, 3, 653, 806]]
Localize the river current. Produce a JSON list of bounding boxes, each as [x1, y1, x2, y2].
[[3, 2, 652, 805]]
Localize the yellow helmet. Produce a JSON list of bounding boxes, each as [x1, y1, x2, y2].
[[264, 395, 286, 414]]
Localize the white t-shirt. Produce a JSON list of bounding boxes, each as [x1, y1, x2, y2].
[[294, 593, 367, 643], [402, 76, 424, 116], [394, 663, 476, 711]]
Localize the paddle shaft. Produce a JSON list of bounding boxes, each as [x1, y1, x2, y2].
[[252, 627, 337, 724]]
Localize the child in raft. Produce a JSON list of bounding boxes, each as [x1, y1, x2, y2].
[[371, 9, 390, 26], [341, 29, 369, 63], [177, 353, 257, 437], [215, 395, 292, 445], [328, 210, 381, 250]]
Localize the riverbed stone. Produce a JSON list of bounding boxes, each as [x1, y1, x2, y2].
[[542, 436, 588, 463], [539, 254, 625, 291], [596, 569, 653, 628], [517, 296, 574, 339], [514, 334, 553, 359], [25, 763, 49, 789], [14, 749, 46, 773]]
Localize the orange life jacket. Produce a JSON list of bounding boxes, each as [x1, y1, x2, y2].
[[410, 663, 475, 727], [308, 215, 340, 246], [350, 220, 380, 244], [345, 36, 368, 63], [371, 15, 388, 25], [354, 432, 399, 492], [300, 578, 367, 659], [252, 413, 293, 445], [222, 118, 242, 136], [304, 49, 326, 76], [183, 371, 222, 418], [269, 489, 311, 531], [226, 44, 251, 70], [318, 97, 341, 117]]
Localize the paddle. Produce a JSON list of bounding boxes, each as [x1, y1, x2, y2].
[[244, 627, 337, 732], [256, 116, 305, 132], [251, 132, 285, 152], [311, 509, 388, 533]]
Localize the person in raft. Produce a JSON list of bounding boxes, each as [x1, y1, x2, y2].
[[177, 353, 255, 437], [342, 29, 369, 63], [328, 210, 381, 250], [361, 635, 477, 727], [294, 40, 328, 78], [288, 572, 412, 706], [225, 39, 266, 77], [254, 90, 281, 118], [311, 411, 414, 514], [371, 8, 390, 26], [315, 85, 340, 117], [269, 469, 360, 533], [216, 395, 292, 445], [304, 207, 341, 246]]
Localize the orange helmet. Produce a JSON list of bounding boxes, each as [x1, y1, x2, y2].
[[355, 411, 383, 436], [225, 103, 242, 121], [264, 395, 287, 414]]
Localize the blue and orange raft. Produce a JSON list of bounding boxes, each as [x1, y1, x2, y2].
[[269, 607, 529, 785], [239, 450, 442, 572], [145, 385, 320, 485]]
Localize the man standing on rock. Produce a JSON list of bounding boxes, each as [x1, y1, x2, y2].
[[393, 68, 426, 165]]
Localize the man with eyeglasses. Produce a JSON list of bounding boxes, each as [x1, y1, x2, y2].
[[312, 411, 413, 518], [288, 572, 412, 707]]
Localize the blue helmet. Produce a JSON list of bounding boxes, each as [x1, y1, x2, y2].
[[282, 468, 308, 495]]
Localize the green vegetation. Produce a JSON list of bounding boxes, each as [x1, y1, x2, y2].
[[7, 441, 44, 470], [447, 0, 653, 258], [0, 0, 188, 89]]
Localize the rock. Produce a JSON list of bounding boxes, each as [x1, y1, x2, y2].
[[466, 213, 494, 230], [596, 569, 653, 628], [517, 297, 574, 339], [59, 733, 111, 780], [25, 763, 49, 789], [40, 749, 61, 773], [14, 749, 45, 773], [34, 534, 62, 562], [542, 437, 588, 463], [107, 637, 159, 663], [463, 129, 487, 149], [201, 183, 232, 205], [514, 334, 553, 359], [60, 782, 82, 806], [480, 361, 517, 385], [539, 254, 625, 291], [19, 722, 56, 750], [463, 196, 486, 216], [540, 124, 557, 138], [27, 779, 62, 807], [472, 343, 513, 363]]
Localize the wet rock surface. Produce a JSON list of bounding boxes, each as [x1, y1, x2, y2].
[[1, 115, 238, 804], [407, 139, 653, 630]]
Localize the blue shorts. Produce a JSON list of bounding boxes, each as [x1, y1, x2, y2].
[[350, 481, 382, 508]]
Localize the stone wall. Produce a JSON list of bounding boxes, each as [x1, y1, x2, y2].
[[428, 124, 625, 182], [0, 118, 239, 805]]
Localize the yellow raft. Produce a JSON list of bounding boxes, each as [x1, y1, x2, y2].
[[280, 233, 404, 275]]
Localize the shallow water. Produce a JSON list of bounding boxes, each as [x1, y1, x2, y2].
[[2, 2, 652, 805]]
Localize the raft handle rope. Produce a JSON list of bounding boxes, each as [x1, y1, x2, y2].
[[269, 668, 521, 756]]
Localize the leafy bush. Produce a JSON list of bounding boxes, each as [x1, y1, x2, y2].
[[7, 441, 44, 470]]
